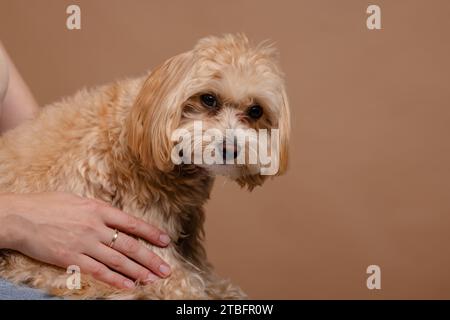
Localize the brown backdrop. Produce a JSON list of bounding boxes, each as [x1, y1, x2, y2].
[[1, 0, 450, 299]]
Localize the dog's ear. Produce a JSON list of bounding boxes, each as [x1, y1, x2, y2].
[[127, 52, 194, 171], [236, 84, 290, 191], [236, 174, 268, 191], [277, 85, 291, 176]]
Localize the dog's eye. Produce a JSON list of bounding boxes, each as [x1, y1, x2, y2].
[[247, 105, 263, 119], [200, 94, 218, 108]]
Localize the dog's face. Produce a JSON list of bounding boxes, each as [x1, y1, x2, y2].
[[128, 34, 290, 189]]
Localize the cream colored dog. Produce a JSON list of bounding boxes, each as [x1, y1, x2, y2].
[[0, 34, 290, 299]]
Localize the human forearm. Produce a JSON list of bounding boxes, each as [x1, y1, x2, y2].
[[0, 42, 39, 133], [0, 193, 25, 250]]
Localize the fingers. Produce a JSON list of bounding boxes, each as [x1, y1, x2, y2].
[[77, 254, 136, 290], [98, 205, 171, 247], [102, 228, 171, 278], [86, 242, 160, 285]]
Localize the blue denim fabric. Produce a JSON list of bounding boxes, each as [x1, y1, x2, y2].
[[0, 278, 61, 300]]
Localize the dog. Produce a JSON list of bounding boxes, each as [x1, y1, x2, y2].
[[0, 34, 290, 299]]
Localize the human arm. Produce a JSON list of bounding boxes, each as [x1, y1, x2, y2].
[[0, 41, 39, 133]]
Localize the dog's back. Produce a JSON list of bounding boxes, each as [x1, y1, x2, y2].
[[0, 77, 143, 195]]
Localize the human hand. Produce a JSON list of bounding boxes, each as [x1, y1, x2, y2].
[[0, 192, 172, 289]]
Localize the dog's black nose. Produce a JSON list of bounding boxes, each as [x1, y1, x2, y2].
[[222, 140, 239, 161], [222, 147, 238, 160]]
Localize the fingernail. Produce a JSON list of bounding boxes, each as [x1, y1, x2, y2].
[[124, 279, 135, 289], [159, 264, 171, 276], [146, 273, 159, 283], [159, 234, 171, 245]]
